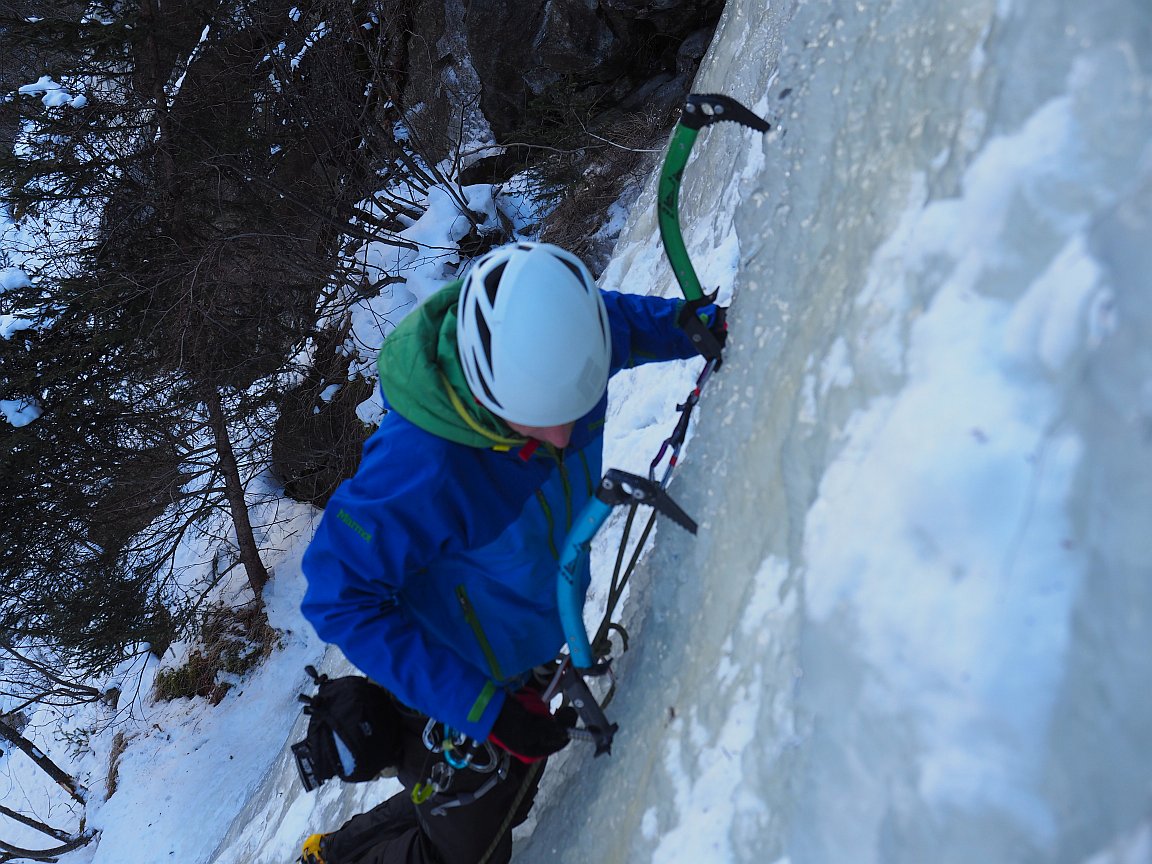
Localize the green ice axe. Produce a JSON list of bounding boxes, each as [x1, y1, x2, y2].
[[657, 94, 771, 360]]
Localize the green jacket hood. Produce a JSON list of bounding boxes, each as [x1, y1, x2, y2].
[[376, 281, 523, 449]]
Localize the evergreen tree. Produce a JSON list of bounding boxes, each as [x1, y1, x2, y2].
[[1, 0, 485, 682]]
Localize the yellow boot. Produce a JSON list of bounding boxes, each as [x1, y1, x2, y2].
[[300, 833, 328, 864]]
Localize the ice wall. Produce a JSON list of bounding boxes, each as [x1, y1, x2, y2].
[[518, 1, 1152, 862]]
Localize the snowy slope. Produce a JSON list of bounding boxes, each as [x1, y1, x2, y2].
[[4, 0, 1151, 862]]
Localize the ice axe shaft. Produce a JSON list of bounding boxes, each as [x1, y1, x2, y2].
[[557, 471, 696, 672], [658, 94, 770, 306]]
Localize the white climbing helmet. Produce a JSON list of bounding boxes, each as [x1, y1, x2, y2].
[[457, 242, 611, 427]]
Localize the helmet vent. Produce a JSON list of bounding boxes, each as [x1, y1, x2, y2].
[[471, 347, 502, 409], [557, 258, 587, 291], [475, 310, 494, 365], [483, 263, 506, 306]]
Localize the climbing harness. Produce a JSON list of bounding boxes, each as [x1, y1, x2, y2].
[[407, 716, 531, 864], [421, 719, 502, 773], [555, 93, 772, 755], [410, 718, 510, 819]]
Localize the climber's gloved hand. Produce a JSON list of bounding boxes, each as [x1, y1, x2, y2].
[[705, 305, 729, 352], [488, 687, 573, 763], [694, 303, 729, 367], [678, 299, 729, 364]]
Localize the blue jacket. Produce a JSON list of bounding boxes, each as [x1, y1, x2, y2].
[[301, 285, 701, 739]]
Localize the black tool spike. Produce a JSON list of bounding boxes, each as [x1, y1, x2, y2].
[[682, 94, 771, 133]]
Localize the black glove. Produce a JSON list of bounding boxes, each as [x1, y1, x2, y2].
[[709, 305, 729, 349], [488, 691, 572, 761], [678, 300, 729, 363], [696, 304, 729, 367]]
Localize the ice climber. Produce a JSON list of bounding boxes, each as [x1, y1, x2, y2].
[[298, 242, 723, 859]]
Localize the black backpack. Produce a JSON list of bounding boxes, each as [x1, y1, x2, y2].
[[291, 665, 402, 792]]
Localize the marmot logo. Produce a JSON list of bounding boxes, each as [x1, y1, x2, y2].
[[337, 509, 372, 543]]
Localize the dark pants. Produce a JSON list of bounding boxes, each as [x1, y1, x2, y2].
[[321, 755, 545, 864]]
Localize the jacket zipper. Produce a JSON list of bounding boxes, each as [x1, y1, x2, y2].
[[455, 585, 505, 681], [577, 449, 594, 495], [546, 444, 574, 531], [535, 490, 559, 560]]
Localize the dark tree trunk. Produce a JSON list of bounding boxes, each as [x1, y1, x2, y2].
[[0, 830, 98, 862], [0, 719, 88, 804], [203, 389, 270, 600], [0, 802, 73, 842]]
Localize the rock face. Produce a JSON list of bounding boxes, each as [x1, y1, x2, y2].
[[401, 0, 726, 158]]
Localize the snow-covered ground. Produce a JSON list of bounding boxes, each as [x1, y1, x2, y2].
[[3, 0, 1151, 862]]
